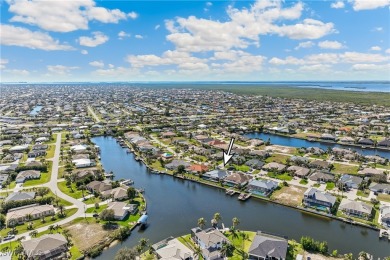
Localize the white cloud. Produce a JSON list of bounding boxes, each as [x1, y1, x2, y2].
[[352, 0, 390, 10], [295, 41, 314, 50], [331, 1, 345, 8], [135, 35, 143, 39], [372, 27, 383, 32], [127, 11, 138, 19], [79, 32, 109, 47], [118, 31, 131, 40], [269, 51, 388, 66], [127, 50, 206, 68], [206, 2, 213, 7], [352, 63, 390, 71], [299, 64, 331, 72], [6, 0, 137, 32], [165, 0, 334, 52], [0, 24, 73, 51], [3, 69, 29, 76], [340, 52, 388, 63], [89, 61, 104, 68], [318, 40, 345, 49], [155, 24, 160, 30], [0, 59, 9, 69], [386, 48, 390, 54], [370, 46, 381, 51], [81, 50, 88, 55], [47, 65, 78, 75]]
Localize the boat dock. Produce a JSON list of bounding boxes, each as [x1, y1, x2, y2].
[[238, 193, 251, 201], [225, 189, 236, 196], [379, 229, 389, 240], [120, 179, 134, 186]]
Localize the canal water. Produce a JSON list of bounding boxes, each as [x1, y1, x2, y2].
[[29, 105, 43, 116], [92, 136, 390, 259], [245, 132, 390, 159]]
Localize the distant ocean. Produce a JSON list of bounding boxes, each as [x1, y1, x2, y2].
[[4, 81, 390, 93], [142, 81, 390, 93]]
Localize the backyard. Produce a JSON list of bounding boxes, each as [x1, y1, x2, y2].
[[271, 185, 306, 207]]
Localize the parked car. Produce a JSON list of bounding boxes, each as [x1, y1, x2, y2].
[[3, 235, 15, 241]]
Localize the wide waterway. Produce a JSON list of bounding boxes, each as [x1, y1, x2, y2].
[[245, 132, 390, 159], [92, 136, 390, 259]]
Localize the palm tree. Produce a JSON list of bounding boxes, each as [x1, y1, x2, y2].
[[197, 217, 206, 229], [58, 204, 65, 216], [29, 230, 38, 238], [232, 217, 240, 228], [48, 225, 55, 233], [213, 213, 222, 224], [138, 238, 149, 253], [358, 251, 369, 260], [240, 231, 249, 249]]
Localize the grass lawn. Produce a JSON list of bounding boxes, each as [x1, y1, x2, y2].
[[267, 172, 292, 181], [378, 193, 390, 203], [326, 182, 335, 190], [0, 208, 78, 237], [45, 144, 55, 159], [299, 179, 308, 185], [23, 161, 52, 187], [82, 196, 102, 205], [57, 181, 84, 199], [271, 185, 306, 207], [265, 154, 290, 164], [0, 241, 19, 260], [337, 206, 379, 227], [225, 231, 256, 260], [332, 163, 359, 175], [234, 164, 250, 172], [150, 160, 165, 172], [356, 190, 369, 198], [313, 183, 321, 188], [252, 169, 260, 175], [85, 204, 108, 213]]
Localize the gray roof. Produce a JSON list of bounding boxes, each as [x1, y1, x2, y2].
[[204, 169, 227, 179], [339, 174, 363, 186], [248, 231, 288, 259], [339, 199, 372, 215], [4, 192, 35, 203], [304, 188, 336, 206], [248, 179, 278, 190], [21, 234, 67, 259]]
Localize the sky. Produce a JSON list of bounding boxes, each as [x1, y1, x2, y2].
[[0, 0, 389, 82]]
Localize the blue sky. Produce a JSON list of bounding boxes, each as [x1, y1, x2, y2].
[[0, 0, 389, 82]]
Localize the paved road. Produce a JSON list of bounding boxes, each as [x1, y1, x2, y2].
[[88, 105, 101, 123], [1, 134, 87, 244]]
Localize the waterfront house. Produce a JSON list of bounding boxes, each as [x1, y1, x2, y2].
[[303, 188, 336, 212], [106, 201, 136, 220], [287, 166, 310, 178], [247, 179, 278, 197], [369, 183, 390, 194], [6, 204, 55, 227], [338, 199, 372, 219], [152, 237, 193, 260], [248, 231, 288, 260], [357, 138, 375, 146], [21, 234, 68, 260], [16, 170, 41, 183], [191, 227, 229, 260], [202, 169, 227, 182], [4, 192, 36, 203], [308, 171, 335, 183], [320, 133, 337, 141], [72, 158, 95, 168], [70, 144, 88, 153], [262, 162, 286, 173], [378, 138, 390, 148], [187, 164, 209, 174], [338, 174, 363, 190], [224, 172, 251, 187], [165, 160, 190, 171], [86, 180, 112, 193], [380, 206, 390, 227], [101, 187, 128, 201]]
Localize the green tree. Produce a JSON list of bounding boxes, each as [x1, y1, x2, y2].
[[232, 217, 240, 228], [127, 187, 136, 201], [100, 209, 115, 222], [197, 217, 206, 229], [114, 247, 138, 260]]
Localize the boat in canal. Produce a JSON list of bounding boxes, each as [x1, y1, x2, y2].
[[225, 189, 236, 196], [238, 193, 251, 201]]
